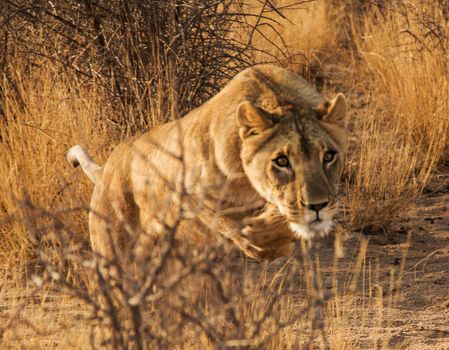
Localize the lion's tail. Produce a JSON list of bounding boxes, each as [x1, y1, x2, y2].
[[67, 145, 102, 184]]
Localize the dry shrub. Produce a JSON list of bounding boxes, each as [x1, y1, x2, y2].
[[2, 205, 400, 349], [1, 197, 338, 349], [1, 0, 291, 131]]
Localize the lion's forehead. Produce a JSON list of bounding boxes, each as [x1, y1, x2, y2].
[[272, 118, 334, 154]]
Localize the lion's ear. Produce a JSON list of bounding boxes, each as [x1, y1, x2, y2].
[[319, 93, 347, 127], [237, 101, 274, 137]]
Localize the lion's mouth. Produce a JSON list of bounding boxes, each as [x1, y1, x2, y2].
[[289, 219, 333, 240]]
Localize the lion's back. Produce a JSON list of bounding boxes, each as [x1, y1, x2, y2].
[[214, 65, 326, 112]]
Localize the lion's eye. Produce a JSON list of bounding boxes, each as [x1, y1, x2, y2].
[[323, 151, 337, 163], [274, 155, 290, 168]]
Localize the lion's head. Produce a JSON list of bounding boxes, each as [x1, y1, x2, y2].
[[237, 94, 347, 240]]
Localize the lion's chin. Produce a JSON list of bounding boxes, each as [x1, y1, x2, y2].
[[289, 220, 333, 240]]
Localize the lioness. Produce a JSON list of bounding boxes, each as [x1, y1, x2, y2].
[[68, 64, 347, 261]]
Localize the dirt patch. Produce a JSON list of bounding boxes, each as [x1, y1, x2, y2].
[[328, 193, 449, 349]]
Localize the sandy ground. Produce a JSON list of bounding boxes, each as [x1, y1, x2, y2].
[[378, 194, 449, 349], [319, 193, 449, 349]]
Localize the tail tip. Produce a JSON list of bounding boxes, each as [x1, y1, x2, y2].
[[67, 145, 84, 168]]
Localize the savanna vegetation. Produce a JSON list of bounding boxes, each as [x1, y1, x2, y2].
[[1, 1, 448, 349]]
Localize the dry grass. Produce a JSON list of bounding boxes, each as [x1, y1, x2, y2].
[[346, 3, 449, 230], [0, 63, 113, 260], [1, 0, 448, 349]]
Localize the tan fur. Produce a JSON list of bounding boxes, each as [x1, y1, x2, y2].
[[68, 64, 348, 261]]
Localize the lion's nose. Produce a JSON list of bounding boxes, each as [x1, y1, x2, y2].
[[303, 201, 328, 212]]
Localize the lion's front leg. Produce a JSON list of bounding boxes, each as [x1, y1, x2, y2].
[[194, 198, 295, 259], [237, 204, 296, 259]]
